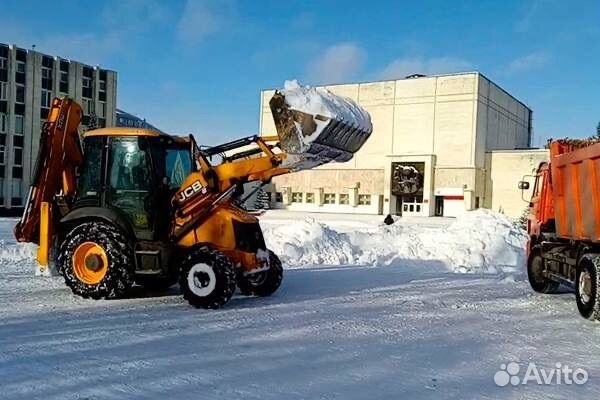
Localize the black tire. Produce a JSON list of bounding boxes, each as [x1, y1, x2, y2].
[[527, 249, 560, 294], [179, 247, 236, 309], [576, 254, 600, 321], [58, 221, 135, 299], [237, 250, 283, 297]]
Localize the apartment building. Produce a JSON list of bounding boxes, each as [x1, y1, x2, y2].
[[0, 43, 117, 210]]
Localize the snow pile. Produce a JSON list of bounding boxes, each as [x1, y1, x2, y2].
[[281, 80, 372, 137], [0, 240, 37, 264], [264, 210, 528, 277], [263, 218, 357, 265]]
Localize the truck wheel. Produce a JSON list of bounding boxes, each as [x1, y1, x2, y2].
[[527, 249, 559, 294], [237, 250, 283, 297], [58, 222, 134, 299], [180, 247, 236, 309], [576, 254, 600, 321]]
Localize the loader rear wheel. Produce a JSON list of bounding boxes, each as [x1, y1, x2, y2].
[[237, 250, 283, 297], [58, 222, 134, 299], [576, 254, 600, 321], [180, 247, 236, 309], [527, 249, 559, 294]]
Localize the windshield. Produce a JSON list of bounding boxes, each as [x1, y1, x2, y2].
[[166, 147, 192, 189]]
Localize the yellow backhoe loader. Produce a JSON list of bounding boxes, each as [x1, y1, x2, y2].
[[14, 85, 372, 308]]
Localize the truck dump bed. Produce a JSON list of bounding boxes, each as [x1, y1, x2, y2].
[[551, 141, 600, 241]]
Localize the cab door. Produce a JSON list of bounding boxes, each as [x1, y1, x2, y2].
[[106, 136, 156, 237]]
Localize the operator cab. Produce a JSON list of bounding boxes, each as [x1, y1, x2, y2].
[[74, 128, 195, 239]]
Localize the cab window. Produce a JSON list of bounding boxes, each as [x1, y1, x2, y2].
[[166, 147, 192, 189], [77, 136, 104, 201], [109, 138, 153, 191]]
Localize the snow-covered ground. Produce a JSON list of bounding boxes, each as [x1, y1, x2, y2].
[[1, 212, 599, 400]]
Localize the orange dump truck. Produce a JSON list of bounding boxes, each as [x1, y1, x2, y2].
[[521, 139, 600, 320]]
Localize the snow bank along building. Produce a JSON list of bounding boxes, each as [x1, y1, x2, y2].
[[259, 72, 547, 218], [0, 42, 117, 211]]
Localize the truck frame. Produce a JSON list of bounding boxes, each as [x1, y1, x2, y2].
[[521, 139, 600, 320]]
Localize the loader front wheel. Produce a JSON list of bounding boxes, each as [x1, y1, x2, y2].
[[527, 249, 559, 294], [237, 250, 283, 297], [180, 247, 236, 309], [59, 222, 135, 299], [576, 254, 600, 321]]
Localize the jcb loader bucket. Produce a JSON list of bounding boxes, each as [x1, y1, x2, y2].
[[269, 90, 372, 169]]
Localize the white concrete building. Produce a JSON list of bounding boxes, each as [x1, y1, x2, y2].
[[259, 72, 546, 218], [0, 43, 117, 210]]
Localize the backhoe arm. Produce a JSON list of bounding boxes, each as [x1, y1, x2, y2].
[[14, 97, 83, 265]]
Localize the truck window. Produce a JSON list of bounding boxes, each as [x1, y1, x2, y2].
[[166, 148, 192, 189], [109, 138, 153, 191], [77, 136, 104, 200], [532, 175, 540, 197]]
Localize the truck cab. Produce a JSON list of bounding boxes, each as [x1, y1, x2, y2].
[[70, 128, 194, 240]]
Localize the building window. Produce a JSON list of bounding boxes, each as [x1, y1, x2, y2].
[[0, 145, 5, 165], [305, 192, 314, 203], [0, 82, 7, 100], [13, 147, 22, 166], [0, 57, 7, 70], [99, 80, 106, 91], [275, 192, 283, 203], [16, 61, 25, 74], [358, 194, 371, 205], [324, 193, 335, 204], [83, 76, 91, 88], [291, 192, 303, 203], [12, 166, 22, 179], [13, 135, 23, 148], [82, 99, 94, 116], [11, 180, 22, 206], [41, 90, 52, 108], [60, 72, 69, 93], [339, 193, 349, 205], [0, 113, 6, 133], [16, 84, 25, 104], [98, 102, 106, 118], [41, 67, 52, 79], [14, 115, 23, 135]]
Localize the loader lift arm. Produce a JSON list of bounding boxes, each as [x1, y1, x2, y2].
[[172, 86, 372, 227], [171, 134, 291, 233], [14, 97, 83, 264]]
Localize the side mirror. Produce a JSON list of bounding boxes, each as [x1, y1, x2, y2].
[[518, 181, 530, 190]]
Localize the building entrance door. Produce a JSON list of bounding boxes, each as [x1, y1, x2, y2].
[[395, 196, 403, 216], [401, 195, 423, 216], [435, 196, 444, 216]]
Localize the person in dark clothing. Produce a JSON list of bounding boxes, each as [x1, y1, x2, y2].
[[384, 214, 394, 225]]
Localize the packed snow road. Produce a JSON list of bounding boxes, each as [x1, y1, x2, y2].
[[1, 213, 599, 400]]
